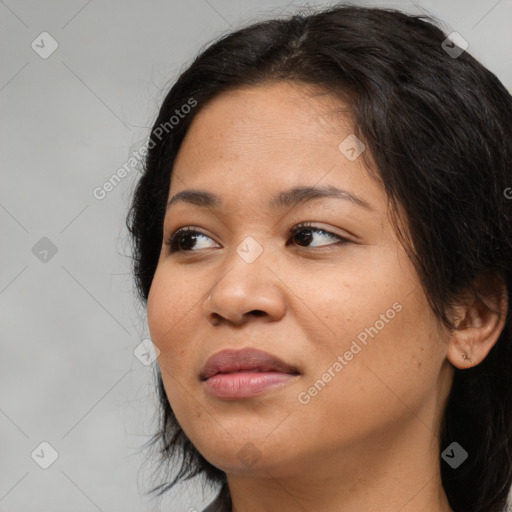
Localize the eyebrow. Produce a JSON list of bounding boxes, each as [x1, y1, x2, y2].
[[166, 185, 374, 212]]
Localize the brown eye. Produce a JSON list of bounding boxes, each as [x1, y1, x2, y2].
[[165, 227, 216, 252], [290, 222, 349, 249]]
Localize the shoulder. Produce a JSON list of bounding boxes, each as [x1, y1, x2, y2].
[[201, 483, 231, 512], [201, 497, 226, 512], [201, 502, 219, 512]]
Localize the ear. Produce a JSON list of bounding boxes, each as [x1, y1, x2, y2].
[[446, 272, 508, 369]]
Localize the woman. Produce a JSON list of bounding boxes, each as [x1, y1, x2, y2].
[[127, 4, 512, 511]]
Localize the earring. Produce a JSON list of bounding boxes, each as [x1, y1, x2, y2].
[[462, 352, 473, 364]]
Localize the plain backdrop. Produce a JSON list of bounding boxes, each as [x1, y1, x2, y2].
[[1, 0, 511, 511]]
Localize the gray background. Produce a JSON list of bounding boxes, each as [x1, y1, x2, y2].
[[1, 0, 511, 511]]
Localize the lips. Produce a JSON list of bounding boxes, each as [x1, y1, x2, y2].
[[200, 348, 300, 381]]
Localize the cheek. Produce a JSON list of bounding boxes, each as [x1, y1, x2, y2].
[[291, 294, 444, 458], [146, 265, 204, 387], [292, 251, 442, 414], [316, 293, 445, 410], [147, 265, 199, 345], [281, 250, 409, 351], [146, 270, 168, 345]]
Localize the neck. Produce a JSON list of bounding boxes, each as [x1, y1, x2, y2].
[[225, 417, 454, 512]]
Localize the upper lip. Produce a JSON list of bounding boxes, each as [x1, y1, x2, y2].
[[200, 348, 300, 381]]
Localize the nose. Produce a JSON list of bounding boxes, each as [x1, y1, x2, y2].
[[202, 242, 287, 327]]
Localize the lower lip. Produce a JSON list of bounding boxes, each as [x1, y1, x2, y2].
[[204, 371, 298, 399]]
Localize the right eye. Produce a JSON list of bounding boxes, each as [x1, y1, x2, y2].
[[165, 227, 218, 253]]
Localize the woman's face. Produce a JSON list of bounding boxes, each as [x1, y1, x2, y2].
[[147, 81, 454, 479]]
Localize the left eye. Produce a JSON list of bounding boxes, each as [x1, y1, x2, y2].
[[289, 222, 348, 249], [165, 222, 348, 253]]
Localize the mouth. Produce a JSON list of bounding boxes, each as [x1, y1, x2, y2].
[[200, 347, 301, 399], [200, 347, 300, 381]]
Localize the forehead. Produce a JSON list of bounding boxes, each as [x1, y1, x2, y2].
[[169, 81, 385, 216], [175, 81, 355, 162]]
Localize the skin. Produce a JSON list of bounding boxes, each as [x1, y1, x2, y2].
[[146, 81, 507, 512]]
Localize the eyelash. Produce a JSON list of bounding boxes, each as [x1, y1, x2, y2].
[[164, 222, 350, 253]]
